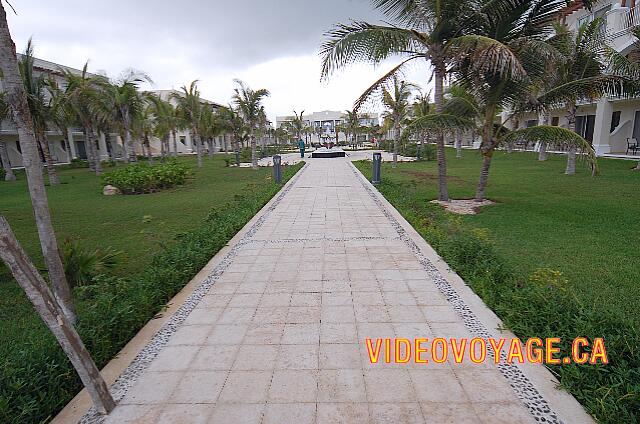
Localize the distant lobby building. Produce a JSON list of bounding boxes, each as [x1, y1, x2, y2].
[[276, 110, 379, 143]]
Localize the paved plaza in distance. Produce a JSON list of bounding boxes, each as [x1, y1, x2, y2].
[[94, 159, 589, 424]]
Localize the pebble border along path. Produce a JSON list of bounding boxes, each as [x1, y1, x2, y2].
[[80, 158, 576, 424]]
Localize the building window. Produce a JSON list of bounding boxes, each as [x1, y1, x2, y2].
[[180, 136, 186, 145], [610, 111, 621, 133], [526, 119, 537, 128], [551, 116, 560, 126]]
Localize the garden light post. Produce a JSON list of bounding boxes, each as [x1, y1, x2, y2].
[[273, 155, 282, 184], [372, 152, 381, 185]]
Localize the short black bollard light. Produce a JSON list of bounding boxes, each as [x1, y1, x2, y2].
[[273, 155, 282, 184], [372, 152, 381, 185]]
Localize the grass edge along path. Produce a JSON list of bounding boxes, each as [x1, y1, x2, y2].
[[0, 162, 304, 424], [353, 159, 639, 424]]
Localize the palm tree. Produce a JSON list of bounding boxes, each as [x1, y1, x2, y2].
[[358, 76, 417, 168], [101, 70, 150, 163], [529, 20, 640, 174], [288, 110, 305, 144], [448, 0, 600, 201], [0, 93, 16, 181], [62, 62, 109, 176], [19, 39, 60, 185], [0, 3, 75, 321], [343, 109, 362, 149], [172, 81, 205, 167], [147, 93, 175, 160], [232, 79, 270, 170], [218, 105, 246, 166], [45, 77, 75, 163], [320, 0, 476, 200]]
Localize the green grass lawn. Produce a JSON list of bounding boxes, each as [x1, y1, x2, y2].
[[0, 155, 300, 423], [355, 149, 640, 422], [364, 149, 640, 321]]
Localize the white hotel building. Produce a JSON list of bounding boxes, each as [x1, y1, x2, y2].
[[276, 110, 379, 144], [0, 58, 227, 170], [504, 0, 640, 157]]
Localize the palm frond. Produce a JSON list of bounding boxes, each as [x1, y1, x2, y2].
[[448, 35, 527, 79], [503, 125, 598, 174], [353, 57, 419, 111], [320, 21, 427, 79]]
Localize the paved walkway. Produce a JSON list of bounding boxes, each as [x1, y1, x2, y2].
[[90, 158, 578, 424]]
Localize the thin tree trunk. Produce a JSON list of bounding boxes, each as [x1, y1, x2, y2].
[[84, 126, 99, 174], [475, 116, 496, 202], [0, 141, 16, 181], [538, 112, 549, 161], [145, 136, 153, 164], [223, 133, 229, 152], [538, 141, 548, 161], [0, 6, 76, 322], [172, 130, 178, 157], [565, 104, 577, 175], [38, 130, 60, 185], [234, 135, 240, 166], [475, 153, 493, 202], [208, 138, 214, 159], [456, 130, 463, 158], [194, 130, 203, 168], [433, 62, 449, 201], [392, 124, 399, 168], [93, 132, 102, 175], [251, 134, 258, 170], [0, 217, 115, 414]]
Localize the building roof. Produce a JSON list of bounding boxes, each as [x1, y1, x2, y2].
[[150, 89, 225, 109]]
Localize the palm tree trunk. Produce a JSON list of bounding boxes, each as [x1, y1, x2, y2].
[[475, 153, 493, 202], [251, 134, 258, 170], [194, 130, 203, 168], [433, 63, 450, 201], [84, 126, 100, 175], [392, 124, 399, 168], [93, 133, 102, 175], [172, 130, 178, 157], [538, 112, 549, 161], [208, 138, 214, 159], [234, 135, 240, 166], [38, 130, 60, 185], [124, 130, 135, 163], [145, 136, 153, 164], [63, 138, 72, 163], [475, 116, 496, 202], [0, 141, 16, 181], [456, 130, 463, 158], [565, 104, 577, 175], [223, 133, 229, 152], [0, 5, 76, 322]]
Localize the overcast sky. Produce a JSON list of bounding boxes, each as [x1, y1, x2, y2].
[[6, 0, 430, 123]]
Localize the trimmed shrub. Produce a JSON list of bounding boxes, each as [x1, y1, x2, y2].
[[101, 161, 189, 194]]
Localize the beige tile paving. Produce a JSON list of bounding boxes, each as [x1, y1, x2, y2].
[[104, 159, 537, 424]]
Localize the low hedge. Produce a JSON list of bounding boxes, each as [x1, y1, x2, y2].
[[354, 161, 639, 424], [0, 162, 304, 423], [101, 161, 189, 194]]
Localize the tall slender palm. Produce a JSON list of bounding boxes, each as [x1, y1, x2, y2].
[[218, 105, 246, 166], [320, 0, 476, 200], [62, 62, 109, 175], [343, 109, 362, 149], [0, 93, 16, 181], [232, 79, 270, 170], [358, 76, 417, 167], [46, 77, 75, 163], [0, 3, 75, 321], [172, 81, 204, 167], [19, 39, 60, 185], [101, 70, 150, 163], [288, 110, 305, 144], [147, 93, 175, 160]]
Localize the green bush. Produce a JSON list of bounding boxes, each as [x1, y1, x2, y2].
[[101, 161, 189, 194], [62, 239, 123, 288], [0, 162, 303, 424], [357, 167, 640, 423]]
